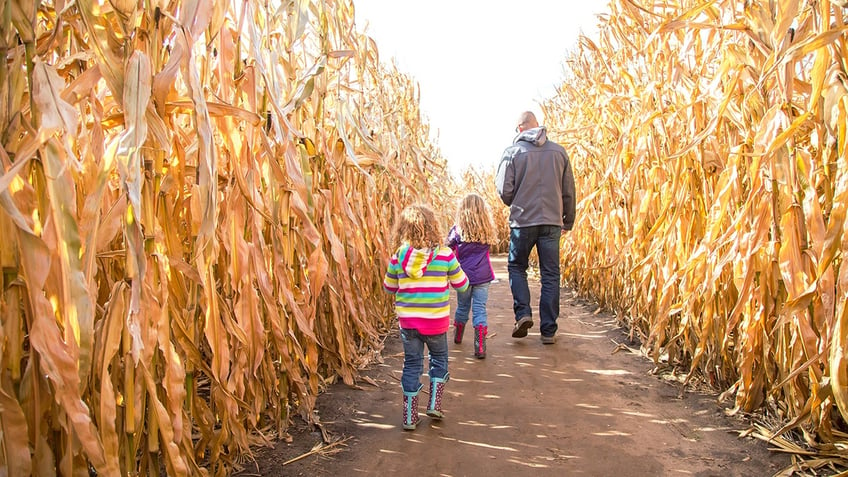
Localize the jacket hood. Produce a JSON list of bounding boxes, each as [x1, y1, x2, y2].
[[514, 126, 548, 147], [397, 243, 434, 279]]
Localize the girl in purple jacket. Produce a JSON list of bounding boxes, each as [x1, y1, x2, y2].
[[447, 194, 497, 358]]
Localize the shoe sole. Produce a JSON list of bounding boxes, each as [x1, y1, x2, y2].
[[541, 337, 556, 344], [512, 317, 533, 338]]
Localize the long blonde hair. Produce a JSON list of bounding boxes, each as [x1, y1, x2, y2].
[[392, 204, 443, 250], [456, 194, 496, 244]]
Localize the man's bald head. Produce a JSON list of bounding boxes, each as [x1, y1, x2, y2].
[[516, 111, 539, 132]]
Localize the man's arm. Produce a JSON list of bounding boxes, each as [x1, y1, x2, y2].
[[495, 150, 515, 206], [561, 152, 576, 231]]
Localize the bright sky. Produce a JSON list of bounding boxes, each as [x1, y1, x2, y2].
[[353, 1, 606, 176]]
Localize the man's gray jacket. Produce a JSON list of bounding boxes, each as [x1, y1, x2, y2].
[[495, 126, 575, 230]]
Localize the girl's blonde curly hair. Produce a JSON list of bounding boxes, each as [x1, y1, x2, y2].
[[456, 194, 496, 244], [392, 204, 443, 250]]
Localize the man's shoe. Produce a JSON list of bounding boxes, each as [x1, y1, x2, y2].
[[541, 334, 556, 345], [512, 316, 533, 338]]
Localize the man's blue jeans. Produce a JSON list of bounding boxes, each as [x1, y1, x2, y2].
[[507, 225, 562, 337], [454, 282, 490, 328], [400, 328, 449, 393]]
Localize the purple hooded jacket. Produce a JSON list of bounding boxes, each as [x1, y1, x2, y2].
[[447, 225, 495, 286]]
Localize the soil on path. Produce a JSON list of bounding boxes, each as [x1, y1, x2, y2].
[[235, 255, 791, 476]]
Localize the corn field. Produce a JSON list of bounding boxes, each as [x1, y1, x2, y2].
[[546, 0, 848, 471], [0, 0, 449, 475], [5, 0, 848, 474]]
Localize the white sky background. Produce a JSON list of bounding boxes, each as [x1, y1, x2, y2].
[[352, 1, 607, 176]]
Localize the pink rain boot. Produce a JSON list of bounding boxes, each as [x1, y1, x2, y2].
[[402, 390, 420, 430], [453, 321, 466, 344], [426, 375, 449, 419], [474, 325, 488, 359]]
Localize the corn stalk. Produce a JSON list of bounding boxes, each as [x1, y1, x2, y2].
[[546, 0, 848, 467], [0, 0, 448, 475]]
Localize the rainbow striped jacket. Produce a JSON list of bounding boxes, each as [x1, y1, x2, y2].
[[383, 244, 469, 335]]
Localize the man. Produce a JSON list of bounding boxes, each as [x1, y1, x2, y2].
[[495, 111, 575, 344]]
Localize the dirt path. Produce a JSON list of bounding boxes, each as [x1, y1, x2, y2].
[[236, 255, 791, 476]]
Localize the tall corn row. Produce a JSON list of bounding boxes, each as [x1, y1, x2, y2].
[[0, 0, 446, 475], [546, 0, 848, 460]]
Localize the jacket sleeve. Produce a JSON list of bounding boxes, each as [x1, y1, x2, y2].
[[561, 152, 576, 231], [495, 150, 515, 206], [446, 225, 460, 249], [445, 249, 469, 292], [383, 256, 400, 294]]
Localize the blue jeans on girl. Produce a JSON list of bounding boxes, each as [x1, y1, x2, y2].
[[400, 328, 449, 393], [454, 282, 490, 327]]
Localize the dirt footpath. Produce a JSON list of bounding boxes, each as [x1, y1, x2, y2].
[[237, 255, 791, 476]]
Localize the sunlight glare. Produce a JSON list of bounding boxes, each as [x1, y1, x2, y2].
[[451, 377, 495, 384], [355, 422, 395, 430], [585, 369, 631, 376], [650, 418, 688, 425], [458, 421, 488, 427], [592, 430, 632, 436], [506, 459, 549, 468], [619, 410, 656, 418], [561, 332, 605, 340], [439, 436, 518, 451], [458, 421, 514, 430], [576, 403, 600, 409]]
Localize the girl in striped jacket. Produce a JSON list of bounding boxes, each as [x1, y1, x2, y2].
[[383, 205, 469, 431]]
